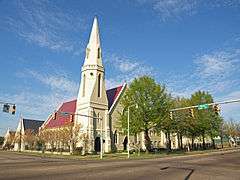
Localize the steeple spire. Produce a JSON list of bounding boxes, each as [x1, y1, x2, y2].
[[84, 16, 102, 66], [88, 16, 100, 47]]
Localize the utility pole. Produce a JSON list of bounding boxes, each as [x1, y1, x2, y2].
[[127, 104, 138, 159], [100, 116, 103, 160], [127, 106, 130, 159], [220, 121, 224, 149], [19, 114, 23, 152]]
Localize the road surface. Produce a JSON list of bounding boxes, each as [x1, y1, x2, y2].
[[0, 150, 239, 180]]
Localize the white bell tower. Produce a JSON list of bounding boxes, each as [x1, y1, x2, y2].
[[76, 17, 110, 153]]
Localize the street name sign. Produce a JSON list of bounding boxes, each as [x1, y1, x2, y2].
[[197, 104, 209, 110]]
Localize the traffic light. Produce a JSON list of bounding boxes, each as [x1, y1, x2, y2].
[[169, 111, 173, 120], [11, 105, 16, 115], [70, 114, 74, 122], [3, 104, 10, 113], [213, 104, 220, 115], [189, 108, 194, 118]]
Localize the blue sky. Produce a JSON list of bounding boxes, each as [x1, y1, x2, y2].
[[0, 0, 240, 135]]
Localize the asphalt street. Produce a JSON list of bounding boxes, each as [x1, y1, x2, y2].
[[0, 150, 239, 180]]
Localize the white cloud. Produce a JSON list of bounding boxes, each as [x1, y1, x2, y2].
[[1, 0, 86, 52], [105, 79, 123, 89], [153, 0, 198, 21], [218, 90, 240, 121], [26, 70, 79, 96], [11, 66, 79, 120], [105, 53, 156, 88], [166, 48, 240, 98], [133, 0, 240, 21], [0, 91, 66, 119], [195, 50, 239, 79]]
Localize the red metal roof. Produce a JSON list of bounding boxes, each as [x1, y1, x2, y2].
[[45, 100, 77, 128], [44, 85, 124, 129]]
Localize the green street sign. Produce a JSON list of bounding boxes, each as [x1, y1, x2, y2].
[[198, 104, 209, 110]]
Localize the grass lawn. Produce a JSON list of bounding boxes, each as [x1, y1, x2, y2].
[[8, 146, 240, 161]]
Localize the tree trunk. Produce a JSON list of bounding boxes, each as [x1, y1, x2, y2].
[[166, 132, 171, 152], [191, 138, 194, 150], [177, 133, 180, 149], [211, 138, 216, 149], [42, 143, 45, 154], [202, 135, 206, 150], [144, 130, 151, 153], [220, 132, 223, 149], [180, 134, 183, 150], [70, 141, 73, 154]]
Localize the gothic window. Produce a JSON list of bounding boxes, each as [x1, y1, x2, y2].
[[82, 74, 86, 97], [97, 113, 100, 126], [97, 48, 101, 59], [98, 74, 101, 97], [114, 130, 118, 144]]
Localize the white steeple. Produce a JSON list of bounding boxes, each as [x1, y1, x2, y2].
[[84, 16, 103, 67], [76, 17, 110, 152]]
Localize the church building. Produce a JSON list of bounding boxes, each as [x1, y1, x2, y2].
[[40, 17, 172, 153]]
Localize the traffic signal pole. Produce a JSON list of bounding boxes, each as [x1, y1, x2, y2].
[[170, 98, 240, 112]]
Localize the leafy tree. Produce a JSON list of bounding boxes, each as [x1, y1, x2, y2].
[[119, 76, 171, 152], [24, 129, 36, 150], [38, 123, 82, 154], [190, 90, 222, 149], [172, 97, 190, 149], [207, 115, 223, 149], [223, 119, 239, 146]]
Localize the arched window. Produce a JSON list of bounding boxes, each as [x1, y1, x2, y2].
[[114, 130, 118, 144], [97, 48, 101, 59], [97, 113, 100, 125], [82, 74, 86, 97], [98, 74, 101, 97]]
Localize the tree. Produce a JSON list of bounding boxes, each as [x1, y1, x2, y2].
[[57, 124, 82, 154], [172, 97, 190, 150], [38, 123, 82, 154], [119, 76, 171, 152], [207, 115, 223, 149], [38, 129, 57, 153], [223, 120, 239, 147], [24, 129, 36, 150], [189, 91, 222, 149]]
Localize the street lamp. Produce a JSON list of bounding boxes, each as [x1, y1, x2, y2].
[[127, 104, 138, 159], [100, 115, 103, 160]]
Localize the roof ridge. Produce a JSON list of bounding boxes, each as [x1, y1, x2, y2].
[[106, 85, 123, 91], [23, 118, 44, 122]]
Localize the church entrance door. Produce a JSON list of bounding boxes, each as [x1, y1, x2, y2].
[[94, 137, 101, 152]]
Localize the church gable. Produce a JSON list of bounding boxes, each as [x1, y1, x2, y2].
[[43, 100, 76, 129], [42, 85, 125, 129], [107, 84, 126, 114], [22, 119, 44, 134]]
